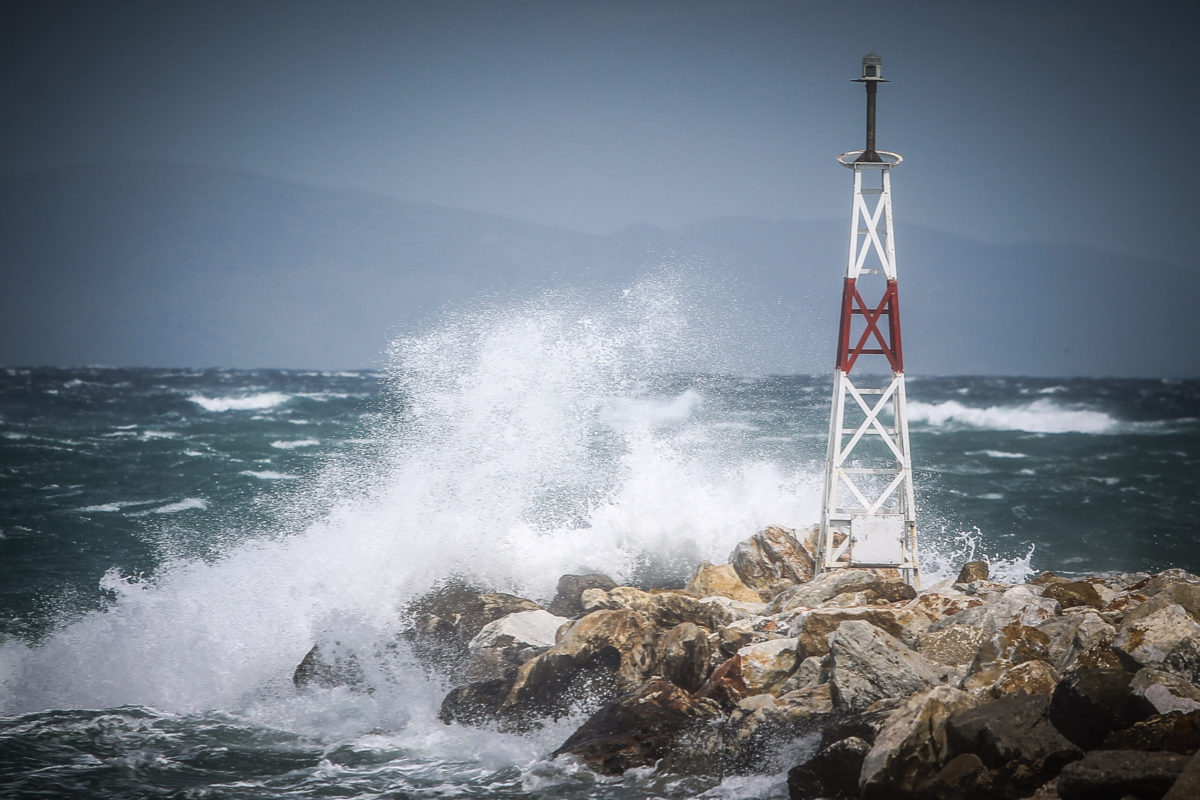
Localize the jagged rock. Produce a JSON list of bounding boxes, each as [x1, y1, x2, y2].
[[465, 609, 566, 680], [501, 608, 656, 720], [1037, 609, 1119, 674], [987, 659, 1059, 699], [738, 637, 802, 695], [547, 573, 617, 618], [439, 677, 514, 726], [1114, 603, 1200, 669], [1131, 667, 1200, 714], [944, 692, 1083, 797], [684, 560, 763, 603], [1056, 749, 1190, 800], [859, 685, 978, 800], [402, 581, 541, 675], [655, 622, 713, 692], [788, 607, 912, 657], [1165, 750, 1200, 800], [552, 678, 723, 775], [969, 622, 1051, 674], [723, 686, 836, 774], [1163, 635, 1200, 684], [956, 561, 990, 584], [920, 752, 993, 800], [788, 735, 871, 800], [826, 619, 944, 714], [1139, 569, 1200, 597], [905, 590, 986, 628], [695, 654, 750, 712], [292, 641, 366, 690], [1042, 580, 1104, 610], [581, 586, 733, 631], [768, 570, 885, 613], [1048, 668, 1157, 750], [1119, 580, 1200, 630], [928, 584, 1060, 636], [718, 618, 782, 656], [729, 525, 816, 600], [918, 623, 986, 667], [1103, 710, 1200, 753], [780, 655, 825, 694]]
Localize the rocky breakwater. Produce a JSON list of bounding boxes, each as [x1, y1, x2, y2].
[[293, 525, 1200, 800]]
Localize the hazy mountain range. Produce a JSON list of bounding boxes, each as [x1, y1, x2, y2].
[[2, 162, 1194, 377]]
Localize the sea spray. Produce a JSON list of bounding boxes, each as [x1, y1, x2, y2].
[[0, 274, 822, 719]]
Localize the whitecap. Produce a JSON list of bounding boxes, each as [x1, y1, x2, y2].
[[145, 498, 208, 515], [907, 399, 1117, 434], [967, 450, 1028, 459], [270, 439, 320, 450], [240, 470, 299, 481], [188, 392, 291, 412]]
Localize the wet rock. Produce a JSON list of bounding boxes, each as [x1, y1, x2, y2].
[[729, 525, 816, 600], [1048, 668, 1157, 750], [1114, 603, 1200, 669], [1037, 609, 1118, 674], [501, 608, 657, 720], [465, 609, 566, 681], [1130, 667, 1200, 714], [439, 677, 514, 727], [956, 561, 990, 584], [788, 735, 870, 800], [1056, 749, 1190, 800], [738, 637, 802, 695], [987, 659, 1059, 699], [292, 642, 366, 690], [717, 617, 781, 656], [1103, 709, 1200, 754], [968, 622, 1051, 675], [788, 606, 912, 657], [768, 570, 885, 614], [945, 692, 1083, 797], [581, 586, 733, 631], [1164, 750, 1200, 800], [684, 560, 762, 603], [859, 685, 978, 800], [552, 678, 723, 775], [1042, 579, 1105, 610], [917, 623, 986, 667], [655, 622, 713, 693], [402, 581, 541, 674], [547, 573, 617, 618], [724, 685, 835, 774], [920, 752, 993, 800], [827, 619, 944, 714], [695, 654, 751, 712]]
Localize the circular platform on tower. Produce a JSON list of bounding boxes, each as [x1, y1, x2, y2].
[[837, 150, 903, 168]]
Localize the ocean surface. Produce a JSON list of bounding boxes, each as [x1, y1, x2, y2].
[[3, 283, 1199, 798]]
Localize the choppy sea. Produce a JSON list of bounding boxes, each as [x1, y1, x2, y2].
[[2, 280, 1199, 798]]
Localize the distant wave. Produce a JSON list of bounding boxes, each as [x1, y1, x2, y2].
[[239, 470, 298, 481], [269, 439, 319, 450], [187, 392, 291, 412], [145, 498, 208, 515], [908, 399, 1118, 434]]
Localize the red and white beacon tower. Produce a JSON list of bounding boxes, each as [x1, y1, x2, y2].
[[817, 53, 920, 588]]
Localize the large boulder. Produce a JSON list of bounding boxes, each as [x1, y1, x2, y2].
[[767, 570, 887, 614], [292, 641, 365, 690], [788, 735, 871, 800], [546, 573, 617, 618], [401, 581, 541, 675], [945, 693, 1083, 797], [1056, 749, 1191, 800], [500, 608, 657, 721], [439, 677, 514, 727], [858, 685, 978, 800], [581, 586, 733, 631], [917, 623, 987, 668], [986, 659, 1060, 699], [1114, 603, 1200, 670], [927, 585, 1060, 635], [1130, 667, 1200, 714], [723, 685, 836, 774], [551, 678, 723, 775], [654, 622, 714, 693], [1042, 580, 1105, 610], [737, 637, 802, 695], [1037, 609, 1120, 674], [826, 619, 945, 714], [695, 655, 751, 712], [684, 560, 763, 603], [465, 609, 567, 681], [1048, 668, 1157, 750], [729, 525, 816, 600], [788, 607, 912, 657], [1103, 710, 1200, 753]]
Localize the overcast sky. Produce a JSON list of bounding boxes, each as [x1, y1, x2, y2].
[[4, 0, 1198, 268]]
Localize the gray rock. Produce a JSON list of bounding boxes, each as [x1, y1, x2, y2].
[[788, 735, 871, 800], [945, 693, 1083, 797], [729, 525, 816, 600], [767, 570, 883, 614], [1056, 749, 1190, 800], [826, 619, 944, 713], [465, 609, 566, 680], [292, 642, 365, 690], [1131, 667, 1200, 714], [546, 573, 616, 618], [1115, 603, 1200, 669]]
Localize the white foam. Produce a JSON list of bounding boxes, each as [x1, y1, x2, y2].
[[967, 450, 1028, 459], [270, 439, 320, 450], [188, 392, 291, 412], [908, 399, 1118, 434], [240, 470, 299, 481], [0, 274, 820, 720], [146, 498, 208, 515]]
